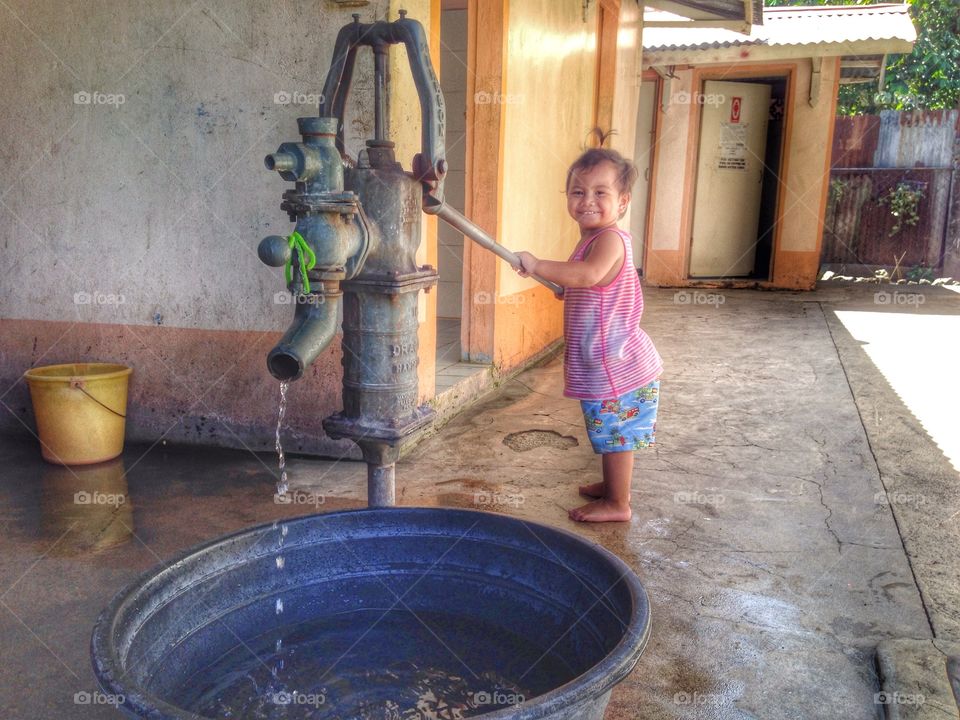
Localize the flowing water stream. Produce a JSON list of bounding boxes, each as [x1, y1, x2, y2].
[[275, 380, 290, 498], [274, 382, 290, 688]]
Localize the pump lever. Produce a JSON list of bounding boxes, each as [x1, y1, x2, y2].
[[423, 195, 564, 296]]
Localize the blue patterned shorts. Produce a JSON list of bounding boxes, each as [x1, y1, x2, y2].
[[580, 380, 660, 454]]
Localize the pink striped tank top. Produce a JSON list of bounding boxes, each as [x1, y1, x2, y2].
[[563, 227, 663, 400]]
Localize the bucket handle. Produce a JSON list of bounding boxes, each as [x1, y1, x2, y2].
[[69, 378, 127, 419]]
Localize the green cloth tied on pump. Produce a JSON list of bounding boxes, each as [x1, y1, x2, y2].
[[284, 231, 317, 293]]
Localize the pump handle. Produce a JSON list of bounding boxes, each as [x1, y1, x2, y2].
[[320, 15, 446, 182], [423, 196, 564, 297]]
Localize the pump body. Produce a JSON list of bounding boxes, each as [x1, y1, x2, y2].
[[260, 13, 444, 506]]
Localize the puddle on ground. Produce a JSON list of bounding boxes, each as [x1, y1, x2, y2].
[[502, 430, 578, 452], [431, 478, 525, 513], [39, 458, 133, 556]]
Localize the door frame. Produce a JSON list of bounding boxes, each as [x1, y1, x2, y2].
[[594, 0, 622, 134], [683, 64, 795, 282], [634, 70, 664, 274], [461, 0, 504, 364]]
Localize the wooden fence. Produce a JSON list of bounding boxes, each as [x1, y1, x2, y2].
[[824, 109, 958, 274]]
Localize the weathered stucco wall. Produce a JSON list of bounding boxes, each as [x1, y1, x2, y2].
[[777, 59, 838, 254], [0, 1, 439, 455]]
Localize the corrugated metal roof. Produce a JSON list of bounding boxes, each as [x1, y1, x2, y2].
[[643, 3, 916, 53], [646, 0, 764, 24]]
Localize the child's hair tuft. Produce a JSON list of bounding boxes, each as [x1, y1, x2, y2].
[[566, 142, 638, 195]]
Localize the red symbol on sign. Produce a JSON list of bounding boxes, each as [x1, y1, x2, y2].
[[730, 97, 742, 123]]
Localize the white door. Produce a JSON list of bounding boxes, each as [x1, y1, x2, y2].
[[689, 81, 770, 277], [630, 81, 657, 271]]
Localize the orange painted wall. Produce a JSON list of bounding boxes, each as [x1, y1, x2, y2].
[[491, 0, 602, 373], [493, 287, 565, 371]]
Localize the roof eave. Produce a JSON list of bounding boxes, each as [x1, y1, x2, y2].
[[641, 38, 915, 67], [645, 0, 764, 26]]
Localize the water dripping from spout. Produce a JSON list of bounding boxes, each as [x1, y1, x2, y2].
[[275, 381, 289, 498], [272, 384, 290, 688]]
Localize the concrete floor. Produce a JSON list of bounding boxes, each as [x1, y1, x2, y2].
[[1, 282, 958, 719]]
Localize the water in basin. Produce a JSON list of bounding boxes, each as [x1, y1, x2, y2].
[[164, 607, 571, 719]]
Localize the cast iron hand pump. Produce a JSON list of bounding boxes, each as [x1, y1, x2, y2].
[[258, 12, 444, 507], [259, 12, 558, 506]]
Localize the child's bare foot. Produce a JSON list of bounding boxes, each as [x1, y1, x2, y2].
[[578, 481, 605, 499], [568, 499, 632, 523]]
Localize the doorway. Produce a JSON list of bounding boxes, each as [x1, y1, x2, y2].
[[630, 78, 659, 273], [436, 1, 468, 380], [688, 76, 787, 280]]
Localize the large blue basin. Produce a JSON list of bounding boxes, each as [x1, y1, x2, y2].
[[92, 508, 650, 718]]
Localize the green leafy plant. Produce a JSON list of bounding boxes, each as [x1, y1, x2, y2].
[[905, 265, 935, 282], [765, 0, 960, 114], [829, 177, 848, 201], [879, 182, 924, 236]]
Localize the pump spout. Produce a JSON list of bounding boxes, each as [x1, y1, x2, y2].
[[266, 289, 341, 382], [260, 116, 372, 382]]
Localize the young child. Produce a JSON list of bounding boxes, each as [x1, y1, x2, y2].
[[514, 147, 662, 523]]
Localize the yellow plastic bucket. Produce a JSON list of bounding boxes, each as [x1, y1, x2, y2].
[[23, 363, 133, 465]]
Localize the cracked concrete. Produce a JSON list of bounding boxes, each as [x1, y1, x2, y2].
[[0, 282, 957, 719], [876, 639, 960, 719]]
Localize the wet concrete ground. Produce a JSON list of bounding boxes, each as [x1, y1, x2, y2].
[[0, 282, 957, 719]]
